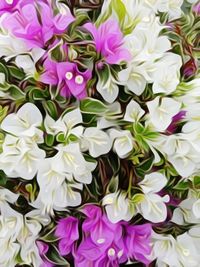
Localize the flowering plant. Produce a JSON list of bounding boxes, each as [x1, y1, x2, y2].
[[0, 0, 200, 266]]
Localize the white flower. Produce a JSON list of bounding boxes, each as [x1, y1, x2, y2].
[[162, 136, 199, 177], [54, 143, 96, 180], [124, 100, 145, 122], [138, 172, 169, 223], [97, 73, 119, 103], [109, 129, 133, 158], [152, 53, 182, 94], [103, 191, 134, 223], [0, 135, 45, 179], [151, 231, 200, 267], [147, 97, 181, 132], [44, 108, 83, 138], [172, 190, 200, 224], [1, 103, 43, 142], [118, 17, 171, 95], [82, 127, 112, 157]]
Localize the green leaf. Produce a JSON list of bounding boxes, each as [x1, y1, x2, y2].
[[107, 176, 119, 193], [173, 180, 189, 191], [45, 134, 55, 147], [43, 100, 58, 120], [9, 85, 25, 100], [56, 133, 66, 143], [8, 65, 25, 80], [40, 227, 59, 243], [80, 98, 107, 114], [136, 156, 154, 175], [0, 170, 7, 186], [112, 0, 126, 26], [193, 176, 200, 188], [45, 245, 70, 266], [131, 193, 144, 204]]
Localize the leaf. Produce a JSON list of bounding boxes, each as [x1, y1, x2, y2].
[[112, 0, 126, 26], [0, 170, 7, 186], [131, 193, 144, 204], [107, 176, 119, 193], [9, 85, 25, 100], [8, 65, 25, 80], [45, 134, 55, 147], [136, 156, 154, 175], [173, 180, 189, 191], [40, 227, 59, 243], [80, 98, 107, 114], [193, 176, 200, 188], [56, 133, 66, 143], [43, 100, 58, 120], [44, 244, 70, 266]]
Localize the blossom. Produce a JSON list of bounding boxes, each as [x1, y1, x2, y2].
[[41, 58, 92, 99], [74, 205, 152, 266], [2, 1, 74, 48], [147, 97, 181, 132], [55, 216, 79, 256], [84, 19, 130, 64], [138, 172, 170, 223], [0, 0, 18, 14]]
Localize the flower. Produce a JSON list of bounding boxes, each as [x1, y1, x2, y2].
[[138, 172, 170, 223], [0, 0, 19, 14], [84, 19, 130, 64], [41, 58, 92, 99], [125, 224, 152, 265], [74, 205, 152, 266], [55, 216, 79, 256], [2, 1, 74, 48]]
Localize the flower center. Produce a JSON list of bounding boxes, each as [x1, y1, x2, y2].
[[65, 72, 73, 80], [97, 238, 105, 244], [5, 0, 13, 4], [108, 248, 115, 257], [75, 75, 84, 85], [117, 250, 123, 258]]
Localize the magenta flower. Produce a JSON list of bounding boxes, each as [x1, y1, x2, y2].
[[0, 0, 18, 14], [55, 216, 79, 256], [40, 57, 92, 99], [37, 241, 54, 267], [84, 19, 130, 64], [125, 224, 152, 265], [74, 205, 152, 266], [2, 1, 74, 48], [167, 110, 186, 133], [182, 58, 197, 78]]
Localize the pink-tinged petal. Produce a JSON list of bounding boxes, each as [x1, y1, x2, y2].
[[0, 0, 18, 14], [60, 83, 71, 98], [105, 48, 131, 64], [56, 62, 75, 82], [55, 216, 79, 256], [53, 13, 75, 33], [84, 22, 101, 52], [125, 224, 152, 265], [40, 261, 54, 267], [36, 241, 49, 255], [40, 58, 58, 85]]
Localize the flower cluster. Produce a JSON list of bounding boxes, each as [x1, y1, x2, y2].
[[0, 0, 200, 266]]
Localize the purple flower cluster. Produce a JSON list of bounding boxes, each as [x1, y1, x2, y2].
[[54, 205, 152, 267]]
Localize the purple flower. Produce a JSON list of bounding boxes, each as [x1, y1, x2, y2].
[[0, 0, 18, 14], [193, 2, 200, 15], [84, 19, 130, 64], [2, 1, 74, 48], [40, 57, 92, 99], [125, 224, 152, 265], [55, 216, 79, 256], [37, 240, 49, 255], [167, 110, 186, 133], [182, 58, 197, 78]]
